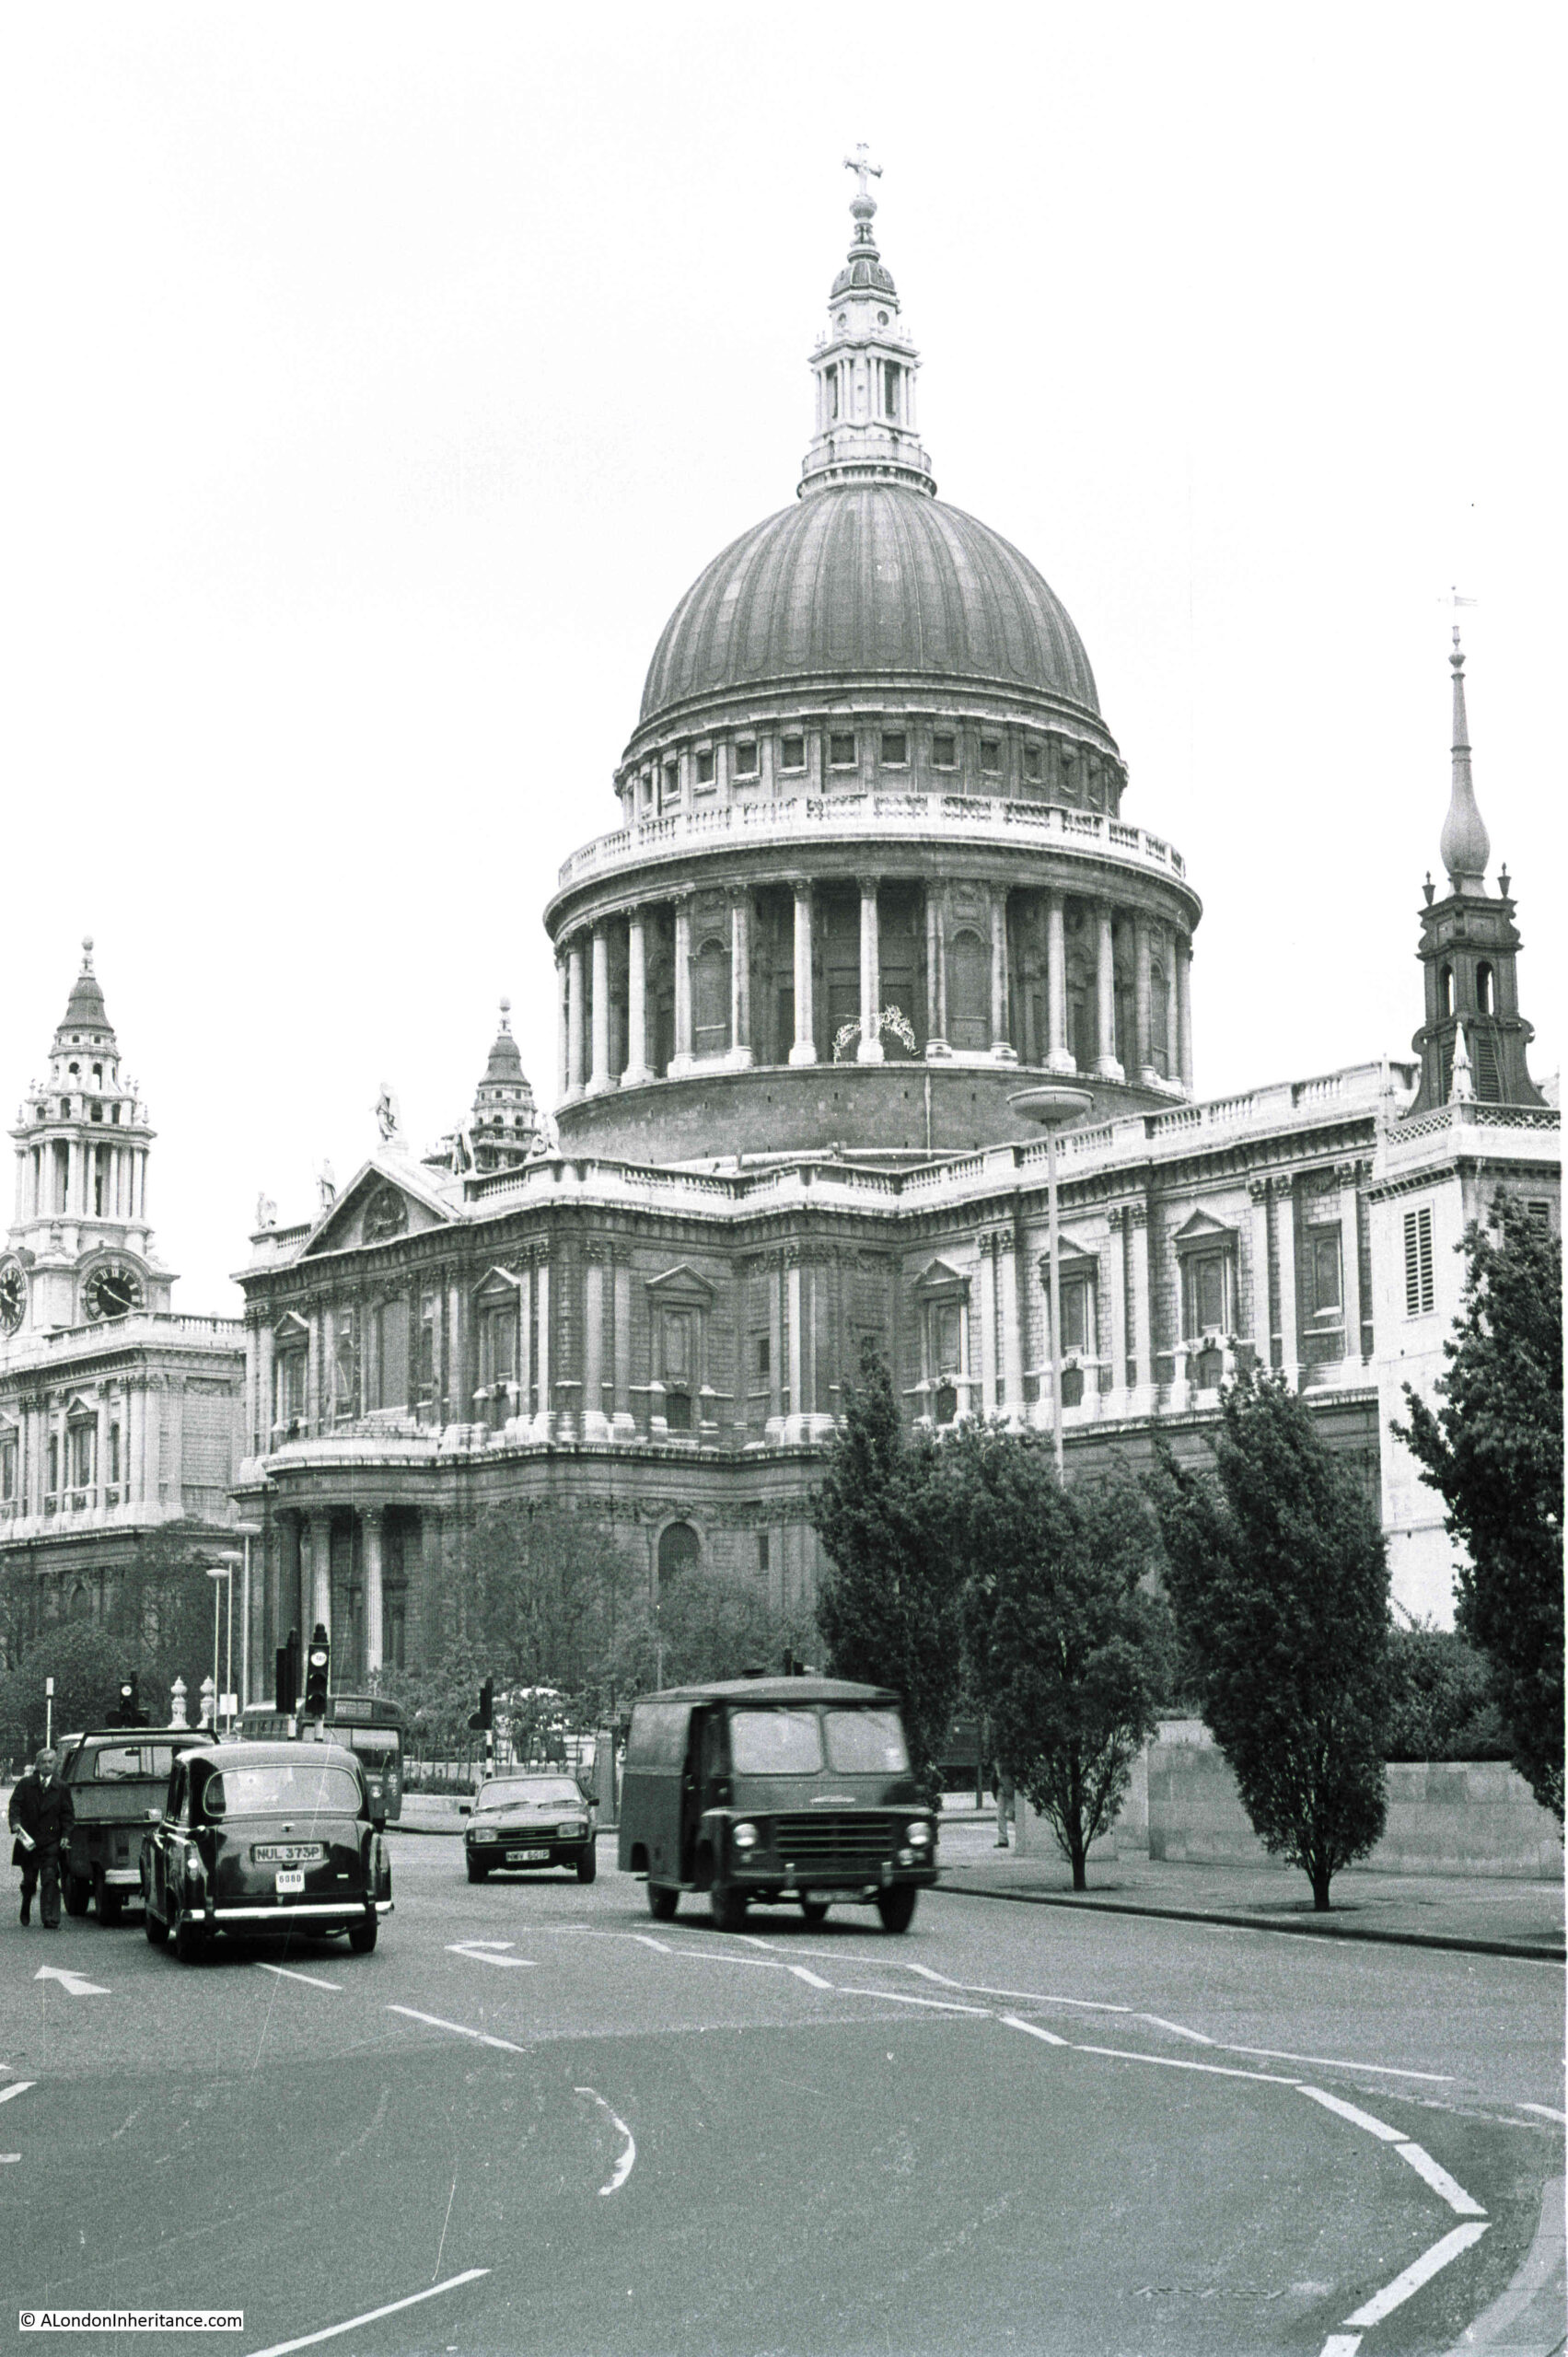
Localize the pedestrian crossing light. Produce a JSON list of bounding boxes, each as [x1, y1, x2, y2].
[[469, 1678, 494, 1733], [305, 1624, 331, 1717]]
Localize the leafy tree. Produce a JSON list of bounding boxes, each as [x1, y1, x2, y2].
[[812, 1341, 957, 1804], [1385, 1623, 1509, 1764], [1149, 1371, 1393, 1910], [954, 1426, 1171, 1888], [0, 1620, 125, 1764], [462, 1504, 631, 1706], [607, 1566, 816, 1699], [1394, 1200, 1563, 1819]]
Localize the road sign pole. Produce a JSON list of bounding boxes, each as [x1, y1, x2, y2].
[[45, 1674, 53, 1750]]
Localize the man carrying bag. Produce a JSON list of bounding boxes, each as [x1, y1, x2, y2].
[[10, 1747, 74, 1929]]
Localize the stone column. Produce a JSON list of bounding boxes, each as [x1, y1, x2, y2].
[[1094, 905, 1123, 1081], [1336, 1162, 1364, 1361], [532, 1255, 552, 1439], [94, 1391, 110, 1508], [856, 877, 884, 1062], [363, 1508, 384, 1676], [1127, 1203, 1153, 1408], [1105, 1207, 1130, 1405], [623, 908, 651, 1085], [516, 1261, 533, 1425], [419, 1508, 445, 1665], [556, 952, 570, 1099], [257, 1321, 275, 1453], [989, 890, 1015, 1059], [767, 1256, 784, 1436], [924, 884, 949, 1055], [612, 1258, 633, 1433], [587, 924, 611, 1095], [1045, 891, 1074, 1074], [999, 1232, 1023, 1424], [978, 1239, 997, 1418], [1275, 1174, 1299, 1386], [670, 895, 694, 1074], [1134, 918, 1155, 1083], [310, 1516, 332, 1638], [1176, 936, 1194, 1093], [566, 936, 587, 1097], [1248, 1179, 1272, 1368], [786, 1254, 806, 1438], [582, 1247, 608, 1439], [1164, 937, 1180, 1086], [789, 881, 817, 1063], [729, 891, 753, 1068]]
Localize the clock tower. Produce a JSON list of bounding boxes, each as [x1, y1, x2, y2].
[[0, 941, 174, 1346]]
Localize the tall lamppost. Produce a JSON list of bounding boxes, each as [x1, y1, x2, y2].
[[205, 1550, 244, 1731], [1009, 1084, 1094, 1476]]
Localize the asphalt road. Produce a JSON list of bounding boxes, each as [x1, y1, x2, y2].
[[1, 1833, 1562, 2357]]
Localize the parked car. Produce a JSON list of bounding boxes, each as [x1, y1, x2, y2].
[[463, 1773, 597, 1883], [142, 1739, 392, 1962], [56, 1727, 216, 1924]]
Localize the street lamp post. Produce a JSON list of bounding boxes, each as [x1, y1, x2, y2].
[[205, 1551, 245, 1731], [1009, 1085, 1094, 1477]]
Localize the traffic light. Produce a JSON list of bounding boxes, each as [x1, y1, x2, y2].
[[783, 1648, 807, 1677], [304, 1623, 331, 1717], [469, 1678, 494, 1733], [110, 1674, 145, 1728], [275, 1633, 296, 1716]]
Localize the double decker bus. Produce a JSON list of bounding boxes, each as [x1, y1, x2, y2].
[[239, 1692, 406, 1824]]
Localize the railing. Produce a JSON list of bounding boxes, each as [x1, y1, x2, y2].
[[553, 794, 1191, 894], [1384, 1100, 1562, 1145], [22, 1312, 246, 1355]]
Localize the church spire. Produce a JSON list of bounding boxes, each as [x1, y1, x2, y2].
[[798, 150, 936, 501], [1438, 630, 1491, 896]]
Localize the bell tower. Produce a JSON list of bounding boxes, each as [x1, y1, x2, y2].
[[798, 148, 936, 500], [0, 941, 172, 1344], [1407, 636, 1546, 1114]]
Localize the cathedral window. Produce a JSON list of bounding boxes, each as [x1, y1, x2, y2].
[[661, 761, 679, 809], [1307, 1229, 1342, 1317], [0, 1434, 15, 1503], [1025, 743, 1043, 783], [880, 731, 908, 768], [1439, 964, 1454, 1016], [932, 733, 957, 770], [110, 1103, 121, 1123], [695, 747, 716, 785], [417, 1293, 437, 1410], [1476, 961, 1493, 1014], [47, 1434, 59, 1495], [332, 1308, 359, 1422], [883, 361, 901, 418], [826, 364, 840, 419], [757, 1532, 771, 1575], [1181, 1246, 1234, 1339], [734, 738, 758, 776], [829, 732, 856, 769], [781, 734, 806, 771], [980, 739, 1001, 775], [108, 1424, 121, 1487], [68, 1418, 95, 1492], [1403, 1207, 1434, 1316], [947, 928, 989, 1051]]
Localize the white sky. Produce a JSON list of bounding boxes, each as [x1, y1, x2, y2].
[[2, 4, 1562, 1316]]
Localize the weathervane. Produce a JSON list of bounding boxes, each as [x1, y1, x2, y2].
[[843, 144, 881, 203]]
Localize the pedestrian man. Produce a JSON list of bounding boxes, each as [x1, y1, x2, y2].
[[10, 1747, 74, 1929]]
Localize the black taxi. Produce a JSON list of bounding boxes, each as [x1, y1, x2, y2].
[[618, 1678, 937, 1932], [141, 1739, 392, 1962]]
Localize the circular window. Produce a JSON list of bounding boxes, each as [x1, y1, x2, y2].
[[877, 309, 889, 326]]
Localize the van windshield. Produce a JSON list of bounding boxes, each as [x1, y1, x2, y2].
[[824, 1709, 909, 1774], [729, 1708, 823, 1774]]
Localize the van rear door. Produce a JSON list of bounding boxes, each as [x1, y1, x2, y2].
[[618, 1700, 692, 1883]]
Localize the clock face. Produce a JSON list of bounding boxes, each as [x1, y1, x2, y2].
[[85, 1263, 142, 1322], [0, 1260, 25, 1335]]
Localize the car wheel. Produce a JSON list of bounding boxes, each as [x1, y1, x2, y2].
[[348, 1918, 377, 1955], [145, 1902, 168, 1946], [466, 1858, 489, 1883], [575, 1846, 598, 1886], [711, 1884, 749, 1933], [173, 1913, 206, 1964], [800, 1898, 830, 1927], [876, 1887, 918, 1934], [64, 1873, 91, 1919], [646, 1881, 679, 1922]]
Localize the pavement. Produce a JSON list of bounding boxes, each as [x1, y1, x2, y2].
[[2, 1829, 1562, 2355]]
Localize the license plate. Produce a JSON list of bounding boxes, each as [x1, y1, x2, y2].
[[254, 1843, 323, 1865], [506, 1848, 551, 1864], [274, 1869, 306, 1894]]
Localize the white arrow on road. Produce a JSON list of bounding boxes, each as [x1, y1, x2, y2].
[[34, 1965, 110, 1996], [446, 1942, 535, 1969]]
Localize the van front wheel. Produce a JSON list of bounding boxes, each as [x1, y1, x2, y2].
[[712, 1884, 748, 1933], [877, 1887, 918, 1933], [646, 1882, 679, 1922]]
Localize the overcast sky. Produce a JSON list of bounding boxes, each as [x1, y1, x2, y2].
[[2, 5, 1562, 1316]]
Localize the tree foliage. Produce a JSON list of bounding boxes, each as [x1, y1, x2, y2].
[[953, 1426, 1171, 1888], [1149, 1372, 1393, 1909], [0, 1620, 126, 1765], [812, 1341, 957, 1804], [1394, 1200, 1563, 1819], [1384, 1624, 1509, 1764]]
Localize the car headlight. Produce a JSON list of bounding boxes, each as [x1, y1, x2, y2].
[[564, 1820, 587, 1837], [731, 1821, 760, 1851], [907, 1821, 932, 1848]]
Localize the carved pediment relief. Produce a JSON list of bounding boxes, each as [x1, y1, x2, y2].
[[913, 1257, 969, 1295], [1172, 1208, 1237, 1250], [645, 1263, 715, 1306], [300, 1158, 455, 1259]]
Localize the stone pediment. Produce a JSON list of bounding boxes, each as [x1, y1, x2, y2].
[[913, 1257, 969, 1294], [474, 1264, 525, 1300], [273, 1310, 309, 1342], [645, 1263, 715, 1306], [1037, 1233, 1098, 1278], [299, 1157, 458, 1260], [1172, 1208, 1237, 1248]]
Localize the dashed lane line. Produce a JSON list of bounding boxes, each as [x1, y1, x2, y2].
[[1390, 2141, 1488, 2217], [575, 2085, 636, 2196], [789, 1966, 834, 1990], [1000, 2014, 1069, 2047], [1075, 2043, 1304, 2087], [1318, 2337, 1364, 2354], [1518, 2100, 1567, 2122], [446, 1942, 537, 1968], [1226, 2043, 1451, 2082], [0, 2080, 37, 2106], [387, 2004, 530, 2057], [256, 1963, 341, 1992], [1342, 2221, 1490, 2329], [242, 2267, 491, 2357], [1297, 2088, 1405, 2142], [836, 1987, 992, 2016]]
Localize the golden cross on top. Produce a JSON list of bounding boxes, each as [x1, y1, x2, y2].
[[844, 144, 882, 202]]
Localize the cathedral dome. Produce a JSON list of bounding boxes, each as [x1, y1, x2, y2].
[[639, 483, 1101, 731]]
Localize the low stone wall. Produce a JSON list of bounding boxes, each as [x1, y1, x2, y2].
[[1146, 1734, 1564, 1880]]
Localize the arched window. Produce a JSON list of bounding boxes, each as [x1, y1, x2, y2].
[[1440, 965, 1454, 1016], [658, 1521, 700, 1586], [692, 935, 731, 1059], [1476, 961, 1493, 1015], [947, 928, 989, 1050], [1150, 963, 1170, 1074]]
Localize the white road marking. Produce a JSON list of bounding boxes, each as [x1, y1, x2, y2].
[[837, 1988, 992, 2016], [256, 1963, 341, 1992], [1393, 2141, 1487, 2216], [0, 2081, 37, 2107], [1000, 2014, 1068, 2047], [387, 2004, 530, 2056], [664, 1947, 785, 1970], [1297, 2088, 1405, 2142], [788, 1967, 833, 1990], [457, 1939, 516, 1949], [1342, 2221, 1489, 2328], [1318, 2337, 1363, 2354], [631, 1934, 672, 1954], [1076, 2044, 1301, 2086], [1137, 2013, 1213, 2044], [1229, 2044, 1451, 2082], [33, 1965, 109, 1996], [1519, 2101, 1567, 2122], [446, 1942, 536, 1968], [242, 2267, 490, 2357], [575, 2085, 636, 2196]]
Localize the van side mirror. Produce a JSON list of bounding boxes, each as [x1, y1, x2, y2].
[[458, 1803, 470, 1817]]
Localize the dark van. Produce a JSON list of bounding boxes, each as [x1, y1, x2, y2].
[[617, 1678, 936, 1933]]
